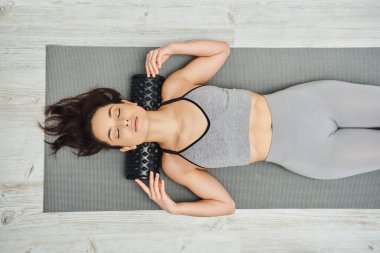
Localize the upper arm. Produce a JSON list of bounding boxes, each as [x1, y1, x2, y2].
[[163, 43, 230, 88], [162, 156, 235, 208]]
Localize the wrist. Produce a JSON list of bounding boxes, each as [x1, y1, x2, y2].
[[169, 203, 179, 215], [168, 42, 178, 55]]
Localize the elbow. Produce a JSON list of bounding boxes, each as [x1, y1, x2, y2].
[[222, 41, 230, 54], [227, 201, 236, 215]]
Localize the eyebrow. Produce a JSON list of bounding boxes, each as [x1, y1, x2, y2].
[[107, 105, 113, 142]]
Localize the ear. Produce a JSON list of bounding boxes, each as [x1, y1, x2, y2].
[[119, 146, 131, 152], [119, 146, 137, 152]]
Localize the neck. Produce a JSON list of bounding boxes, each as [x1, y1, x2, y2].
[[144, 107, 180, 147]]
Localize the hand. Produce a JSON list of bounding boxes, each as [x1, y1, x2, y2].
[[146, 43, 175, 78], [135, 171, 177, 214]]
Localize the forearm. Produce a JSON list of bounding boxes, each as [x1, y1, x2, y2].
[[169, 39, 230, 57], [172, 199, 235, 217]]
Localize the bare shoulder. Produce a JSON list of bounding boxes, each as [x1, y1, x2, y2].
[[161, 153, 200, 182], [161, 72, 202, 102]]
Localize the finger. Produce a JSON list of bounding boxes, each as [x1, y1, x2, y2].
[[160, 179, 165, 196], [145, 53, 149, 77], [149, 171, 156, 200], [148, 51, 155, 78], [145, 53, 150, 77], [151, 50, 159, 75], [135, 179, 151, 196], [157, 52, 162, 69], [149, 50, 157, 77], [154, 173, 161, 199]]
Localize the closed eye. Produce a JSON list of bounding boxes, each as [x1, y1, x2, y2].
[[118, 108, 120, 138]]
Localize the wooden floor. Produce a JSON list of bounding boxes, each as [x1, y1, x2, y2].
[[1, 0, 380, 252]]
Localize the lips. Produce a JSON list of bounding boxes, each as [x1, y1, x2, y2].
[[134, 116, 137, 132]]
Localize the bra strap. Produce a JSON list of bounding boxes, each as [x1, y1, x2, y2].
[[160, 148, 179, 154], [160, 85, 203, 106], [160, 97, 183, 106]]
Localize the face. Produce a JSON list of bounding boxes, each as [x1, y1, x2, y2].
[[91, 100, 148, 149]]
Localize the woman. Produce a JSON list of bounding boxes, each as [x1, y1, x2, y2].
[[39, 39, 380, 217]]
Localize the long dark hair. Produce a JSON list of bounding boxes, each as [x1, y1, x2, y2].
[[38, 88, 124, 157]]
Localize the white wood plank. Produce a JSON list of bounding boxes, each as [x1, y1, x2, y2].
[[1, 183, 379, 252]]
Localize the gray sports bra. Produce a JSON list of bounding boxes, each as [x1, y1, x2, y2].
[[159, 85, 252, 169]]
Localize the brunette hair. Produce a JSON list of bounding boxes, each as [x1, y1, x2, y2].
[[38, 87, 124, 157]]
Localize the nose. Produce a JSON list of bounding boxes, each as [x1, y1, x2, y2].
[[119, 118, 131, 129]]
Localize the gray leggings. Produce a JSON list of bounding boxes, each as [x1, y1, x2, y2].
[[263, 80, 380, 179]]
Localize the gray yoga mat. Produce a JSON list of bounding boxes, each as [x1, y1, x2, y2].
[[44, 45, 380, 212]]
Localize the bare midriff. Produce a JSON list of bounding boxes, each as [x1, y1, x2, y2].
[[248, 92, 273, 163]]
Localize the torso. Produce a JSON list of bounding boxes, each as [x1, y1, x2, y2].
[[159, 85, 273, 171]]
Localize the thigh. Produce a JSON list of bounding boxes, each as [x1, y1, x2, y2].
[[284, 128, 380, 179], [290, 80, 380, 128], [279, 81, 340, 141]]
